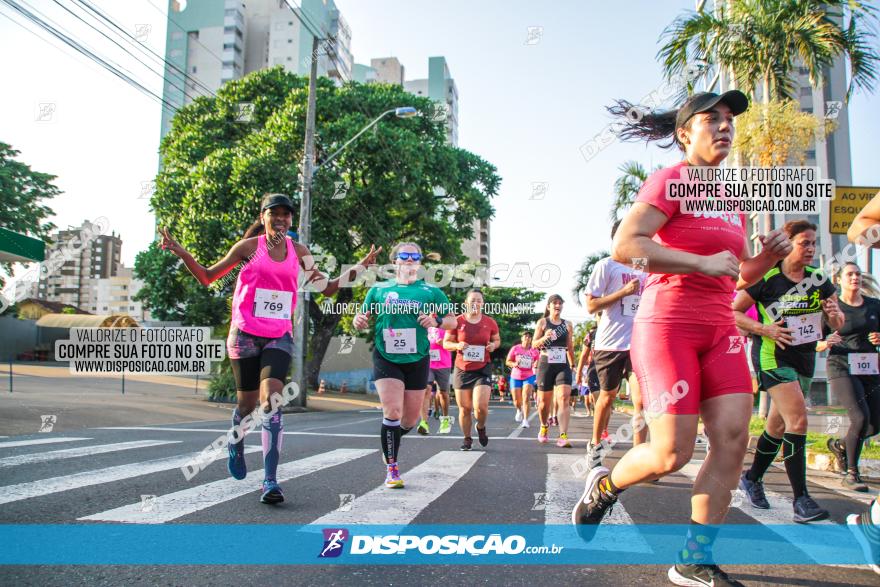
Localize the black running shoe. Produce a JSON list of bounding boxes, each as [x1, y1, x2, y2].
[[843, 471, 869, 492], [828, 438, 847, 473], [668, 563, 745, 586], [738, 472, 769, 509], [571, 466, 617, 527], [846, 510, 880, 575], [477, 426, 489, 447], [460, 437, 473, 451], [793, 494, 829, 523]]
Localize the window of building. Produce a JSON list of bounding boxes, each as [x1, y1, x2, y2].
[[801, 106, 813, 113], [800, 86, 812, 97], [806, 149, 816, 159]]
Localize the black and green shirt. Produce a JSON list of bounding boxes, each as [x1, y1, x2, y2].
[[362, 279, 453, 363], [824, 296, 880, 379], [747, 264, 836, 377]]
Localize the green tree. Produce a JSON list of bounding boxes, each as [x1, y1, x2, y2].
[[572, 250, 610, 305], [136, 68, 499, 388], [0, 142, 59, 287], [609, 160, 663, 222], [659, 0, 878, 104]]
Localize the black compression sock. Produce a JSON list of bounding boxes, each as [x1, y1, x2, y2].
[[782, 432, 808, 499], [746, 431, 782, 482], [381, 418, 400, 464]]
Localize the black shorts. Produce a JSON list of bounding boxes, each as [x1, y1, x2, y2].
[[593, 350, 632, 392], [453, 364, 493, 390], [372, 349, 430, 390], [536, 356, 573, 391], [427, 367, 451, 392], [587, 362, 601, 392], [229, 349, 292, 392]]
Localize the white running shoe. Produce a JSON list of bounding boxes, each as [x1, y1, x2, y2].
[[521, 418, 530, 428], [514, 409, 523, 422]]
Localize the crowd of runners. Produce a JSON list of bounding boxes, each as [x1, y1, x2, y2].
[[158, 89, 880, 584]]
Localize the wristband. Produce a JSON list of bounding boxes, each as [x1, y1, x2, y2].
[[434, 314, 443, 327]]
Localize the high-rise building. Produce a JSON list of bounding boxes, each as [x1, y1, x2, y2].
[[38, 220, 122, 313], [354, 55, 489, 266], [95, 266, 151, 321], [160, 0, 352, 140]]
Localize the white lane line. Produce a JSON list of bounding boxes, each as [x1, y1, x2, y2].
[[507, 410, 538, 439], [80, 448, 376, 523], [0, 437, 91, 449], [678, 460, 869, 569], [544, 453, 652, 553], [0, 447, 261, 506], [298, 417, 378, 432], [310, 451, 483, 526], [0, 440, 181, 469]]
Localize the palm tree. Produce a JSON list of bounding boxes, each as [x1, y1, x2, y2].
[[659, 0, 878, 104], [573, 250, 610, 305], [610, 161, 663, 222]]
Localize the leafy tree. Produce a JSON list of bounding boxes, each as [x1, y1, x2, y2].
[[609, 161, 658, 222], [0, 142, 58, 287], [136, 68, 499, 388], [733, 99, 835, 166], [659, 0, 878, 104], [573, 250, 610, 305]]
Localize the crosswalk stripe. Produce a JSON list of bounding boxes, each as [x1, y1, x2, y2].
[[676, 460, 867, 569], [0, 440, 181, 469], [0, 437, 90, 449], [0, 447, 261, 506], [544, 454, 652, 553], [310, 451, 483, 526], [79, 448, 377, 523]]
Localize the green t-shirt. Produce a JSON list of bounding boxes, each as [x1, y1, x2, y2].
[[362, 279, 453, 363]]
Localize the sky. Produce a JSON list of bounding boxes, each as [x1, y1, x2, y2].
[[2, 0, 879, 322]]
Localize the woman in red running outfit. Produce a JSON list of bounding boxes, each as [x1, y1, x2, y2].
[[570, 92, 792, 587]]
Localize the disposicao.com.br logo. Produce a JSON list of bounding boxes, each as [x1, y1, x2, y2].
[[318, 529, 562, 557]]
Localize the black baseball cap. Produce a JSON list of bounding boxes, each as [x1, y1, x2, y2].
[[675, 90, 749, 130], [260, 193, 296, 213]]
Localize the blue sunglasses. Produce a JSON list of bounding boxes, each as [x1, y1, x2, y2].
[[397, 252, 422, 261]]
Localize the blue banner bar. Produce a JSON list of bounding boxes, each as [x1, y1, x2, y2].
[[0, 524, 872, 565]]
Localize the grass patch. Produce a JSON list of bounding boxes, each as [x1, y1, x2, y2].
[[749, 416, 880, 460]]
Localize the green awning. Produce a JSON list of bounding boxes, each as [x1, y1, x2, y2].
[[0, 227, 45, 263]]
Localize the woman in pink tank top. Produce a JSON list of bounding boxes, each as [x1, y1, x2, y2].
[[160, 193, 381, 504]]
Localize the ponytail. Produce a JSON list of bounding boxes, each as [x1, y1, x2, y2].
[[606, 99, 684, 150], [243, 219, 264, 239]]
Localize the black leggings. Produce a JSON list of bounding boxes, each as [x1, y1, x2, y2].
[[230, 348, 291, 391], [829, 374, 880, 471]]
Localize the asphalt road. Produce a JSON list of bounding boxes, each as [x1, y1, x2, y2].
[[0, 401, 878, 586]]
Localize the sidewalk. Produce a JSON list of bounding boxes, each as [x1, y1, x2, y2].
[[0, 362, 380, 436]]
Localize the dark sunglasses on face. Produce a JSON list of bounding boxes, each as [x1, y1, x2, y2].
[[397, 252, 422, 261]]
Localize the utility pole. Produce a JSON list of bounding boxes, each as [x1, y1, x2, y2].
[[291, 36, 320, 408]]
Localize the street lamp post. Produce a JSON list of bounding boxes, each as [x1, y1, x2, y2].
[[290, 94, 416, 406]]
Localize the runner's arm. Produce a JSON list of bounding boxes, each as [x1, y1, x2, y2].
[[160, 228, 250, 286], [822, 294, 845, 331], [566, 321, 576, 366], [295, 243, 382, 296], [732, 290, 766, 335], [443, 326, 463, 351], [585, 287, 632, 314], [611, 203, 735, 276], [848, 190, 880, 245], [532, 318, 550, 348], [736, 229, 791, 289]]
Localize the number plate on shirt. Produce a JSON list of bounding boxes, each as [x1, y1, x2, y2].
[[429, 349, 441, 362], [253, 288, 293, 320], [547, 347, 567, 364], [786, 313, 822, 346], [848, 353, 879, 375], [517, 355, 533, 369], [622, 295, 640, 317], [463, 345, 485, 362], [383, 328, 416, 354]]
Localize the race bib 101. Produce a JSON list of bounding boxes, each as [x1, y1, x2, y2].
[[848, 353, 879, 375]]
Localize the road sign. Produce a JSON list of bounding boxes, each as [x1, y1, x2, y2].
[[829, 186, 880, 235]]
